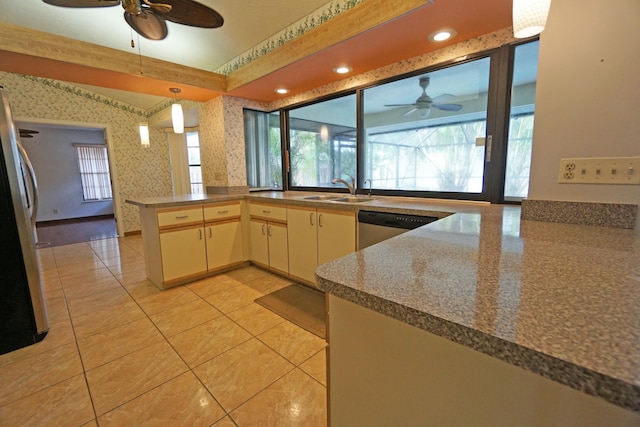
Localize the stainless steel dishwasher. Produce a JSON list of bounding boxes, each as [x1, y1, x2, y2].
[[357, 210, 439, 249]]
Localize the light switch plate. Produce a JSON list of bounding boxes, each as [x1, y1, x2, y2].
[[558, 157, 640, 184]]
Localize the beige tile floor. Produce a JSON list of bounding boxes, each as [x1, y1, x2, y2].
[[0, 235, 327, 426]]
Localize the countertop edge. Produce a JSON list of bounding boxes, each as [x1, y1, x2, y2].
[[316, 275, 640, 413]]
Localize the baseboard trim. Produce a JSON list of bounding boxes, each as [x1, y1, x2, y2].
[[36, 214, 115, 227]]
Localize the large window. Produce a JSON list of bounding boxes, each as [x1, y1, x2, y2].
[[186, 131, 203, 194], [244, 109, 282, 190], [363, 58, 491, 194], [288, 94, 356, 189], [74, 144, 112, 201], [252, 40, 539, 203]]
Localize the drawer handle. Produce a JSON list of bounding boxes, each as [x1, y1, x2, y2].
[[199, 229, 202, 240], [268, 225, 272, 237], [218, 210, 229, 214], [175, 215, 189, 219], [262, 210, 271, 214], [209, 227, 212, 238], [318, 213, 323, 228], [262, 224, 266, 235], [309, 212, 314, 226]]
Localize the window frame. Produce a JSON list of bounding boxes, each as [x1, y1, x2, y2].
[[283, 90, 359, 194], [74, 143, 112, 202], [265, 38, 539, 204]]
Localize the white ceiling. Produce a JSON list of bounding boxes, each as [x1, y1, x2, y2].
[[0, 0, 332, 108]]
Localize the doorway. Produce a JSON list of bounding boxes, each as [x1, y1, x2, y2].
[[15, 120, 119, 247]]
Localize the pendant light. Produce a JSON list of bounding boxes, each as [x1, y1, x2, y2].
[[169, 88, 184, 134], [171, 103, 184, 134], [512, 0, 551, 38], [139, 122, 150, 148]]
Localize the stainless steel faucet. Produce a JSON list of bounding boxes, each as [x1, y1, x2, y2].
[[364, 178, 372, 197], [332, 174, 356, 195]]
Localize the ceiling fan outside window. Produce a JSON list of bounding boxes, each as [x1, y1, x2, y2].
[[384, 76, 462, 118], [42, 0, 224, 40]]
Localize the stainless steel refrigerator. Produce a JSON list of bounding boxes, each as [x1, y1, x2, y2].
[[0, 87, 49, 355]]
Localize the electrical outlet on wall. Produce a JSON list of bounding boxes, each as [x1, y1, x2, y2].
[[558, 157, 640, 184]]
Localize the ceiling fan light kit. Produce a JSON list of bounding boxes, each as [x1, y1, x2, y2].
[[42, 0, 224, 41], [512, 0, 551, 38]]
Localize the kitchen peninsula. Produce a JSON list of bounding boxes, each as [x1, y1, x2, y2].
[[128, 192, 640, 425], [316, 205, 640, 426]]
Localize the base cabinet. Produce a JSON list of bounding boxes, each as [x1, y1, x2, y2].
[[139, 201, 245, 289], [328, 295, 640, 426], [288, 206, 356, 285], [160, 226, 207, 282], [248, 202, 289, 276]]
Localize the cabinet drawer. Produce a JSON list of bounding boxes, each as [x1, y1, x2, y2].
[[204, 202, 241, 222], [249, 202, 287, 222], [157, 206, 203, 229]]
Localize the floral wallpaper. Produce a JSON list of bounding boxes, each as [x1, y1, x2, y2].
[[0, 71, 172, 234], [216, 0, 365, 75], [199, 96, 265, 190]]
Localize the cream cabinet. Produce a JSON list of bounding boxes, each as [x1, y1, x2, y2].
[[138, 201, 245, 289], [248, 202, 289, 276], [287, 206, 356, 286], [160, 225, 207, 282], [204, 202, 244, 272]]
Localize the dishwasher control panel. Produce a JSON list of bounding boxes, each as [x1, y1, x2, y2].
[[357, 210, 439, 230]]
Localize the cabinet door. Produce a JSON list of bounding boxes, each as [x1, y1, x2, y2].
[[287, 207, 318, 283], [267, 222, 289, 275], [206, 220, 243, 271], [317, 210, 356, 266], [249, 219, 269, 268], [160, 226, 207, 282]]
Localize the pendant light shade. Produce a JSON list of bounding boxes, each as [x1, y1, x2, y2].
[[512, 0, 551, 38], [172, 103, 184, 134], [139, 122, 150, 148]]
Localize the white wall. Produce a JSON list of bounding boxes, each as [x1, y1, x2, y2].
[[17, 123, 114, 222], [529, 0, 640, 205]]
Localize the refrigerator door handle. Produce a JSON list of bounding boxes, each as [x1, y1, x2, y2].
[[15, 139, 38, 227]]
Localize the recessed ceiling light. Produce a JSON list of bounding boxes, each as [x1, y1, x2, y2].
[[275, 88, 289, 94], [428, 29, 457, 42], [333, 66, 352, 74]]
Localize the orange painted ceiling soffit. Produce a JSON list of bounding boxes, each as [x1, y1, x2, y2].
[[225, 0, 435, 92], [0, 23, 226, 98], [0, 50, 222, 103]]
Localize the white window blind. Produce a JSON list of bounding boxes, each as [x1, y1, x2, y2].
[[75, 144, 112, 201]]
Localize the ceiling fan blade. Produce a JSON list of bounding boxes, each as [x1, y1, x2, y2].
[[160, 0, 224, 28], [384, 103, 416, 107], [431, 93, 456, 104], [432, 103, 463, 112], [125, 9, 168, 40], [402, 108, 419, 117], [42, 0, 120, 7]]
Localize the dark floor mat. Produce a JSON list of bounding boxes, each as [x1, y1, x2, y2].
[[255, 284, 326, 339]]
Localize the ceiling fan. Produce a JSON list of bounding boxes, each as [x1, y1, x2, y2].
[[19, 129, 39, 139], [385, 76, 462, 118], [42, 0, 224, 41]]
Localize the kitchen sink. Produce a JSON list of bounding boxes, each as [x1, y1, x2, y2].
[[333, 196, 376, 203], [304, 195, 342, 200]]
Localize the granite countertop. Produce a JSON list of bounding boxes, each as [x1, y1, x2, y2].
[[125, 193, 246, 208], [316, 205, 640, 413]]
